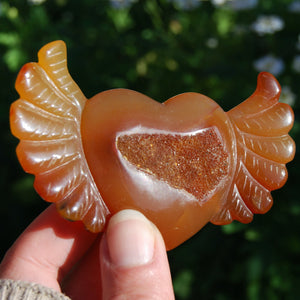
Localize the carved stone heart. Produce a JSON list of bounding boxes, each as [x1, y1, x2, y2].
[[81, 89, 234, 249], [10, 41, 295, 249]]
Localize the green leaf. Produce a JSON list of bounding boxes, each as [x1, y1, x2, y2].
[[0, 32, 20, 46], [3, 47, 26, 71]]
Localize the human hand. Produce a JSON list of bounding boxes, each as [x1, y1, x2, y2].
[[0, 205, 174, 299]]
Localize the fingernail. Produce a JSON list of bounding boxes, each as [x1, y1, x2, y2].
[[106, 210, 155, 268]]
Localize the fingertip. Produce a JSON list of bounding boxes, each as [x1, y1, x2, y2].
[[100, 209, 174, 299], [106, 209, 156, 268]]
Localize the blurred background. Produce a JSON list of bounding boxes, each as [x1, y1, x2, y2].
[[0, 0, 299, 299]]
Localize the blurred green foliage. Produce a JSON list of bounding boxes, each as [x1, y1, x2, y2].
[[0, 0, 299, 299]]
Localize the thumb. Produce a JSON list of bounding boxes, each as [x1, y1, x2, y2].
[[100, 209, 175, 300]]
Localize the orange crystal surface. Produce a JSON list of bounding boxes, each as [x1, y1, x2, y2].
[[117, 130, 229, 200]]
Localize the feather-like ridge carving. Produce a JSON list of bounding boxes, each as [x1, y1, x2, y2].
[[235, 162, 273, 213], [12, 99, 76, 140], [232, 103, 294, 136], [243, 146, 288, 190], [211, 72, 295, 225], [10, 41, 109, 231], [242, 133, 294, 163], [17, 138, 79, 173], [16, 64, 78, 119], [38, 41, 86, 109]]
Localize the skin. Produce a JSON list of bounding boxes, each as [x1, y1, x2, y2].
[[0, 205, 174, 300]]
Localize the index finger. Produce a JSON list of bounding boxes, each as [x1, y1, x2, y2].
[[0, 204, 98, 292]]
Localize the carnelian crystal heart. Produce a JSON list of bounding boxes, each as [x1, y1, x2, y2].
[[10, 41, 295, 250]]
